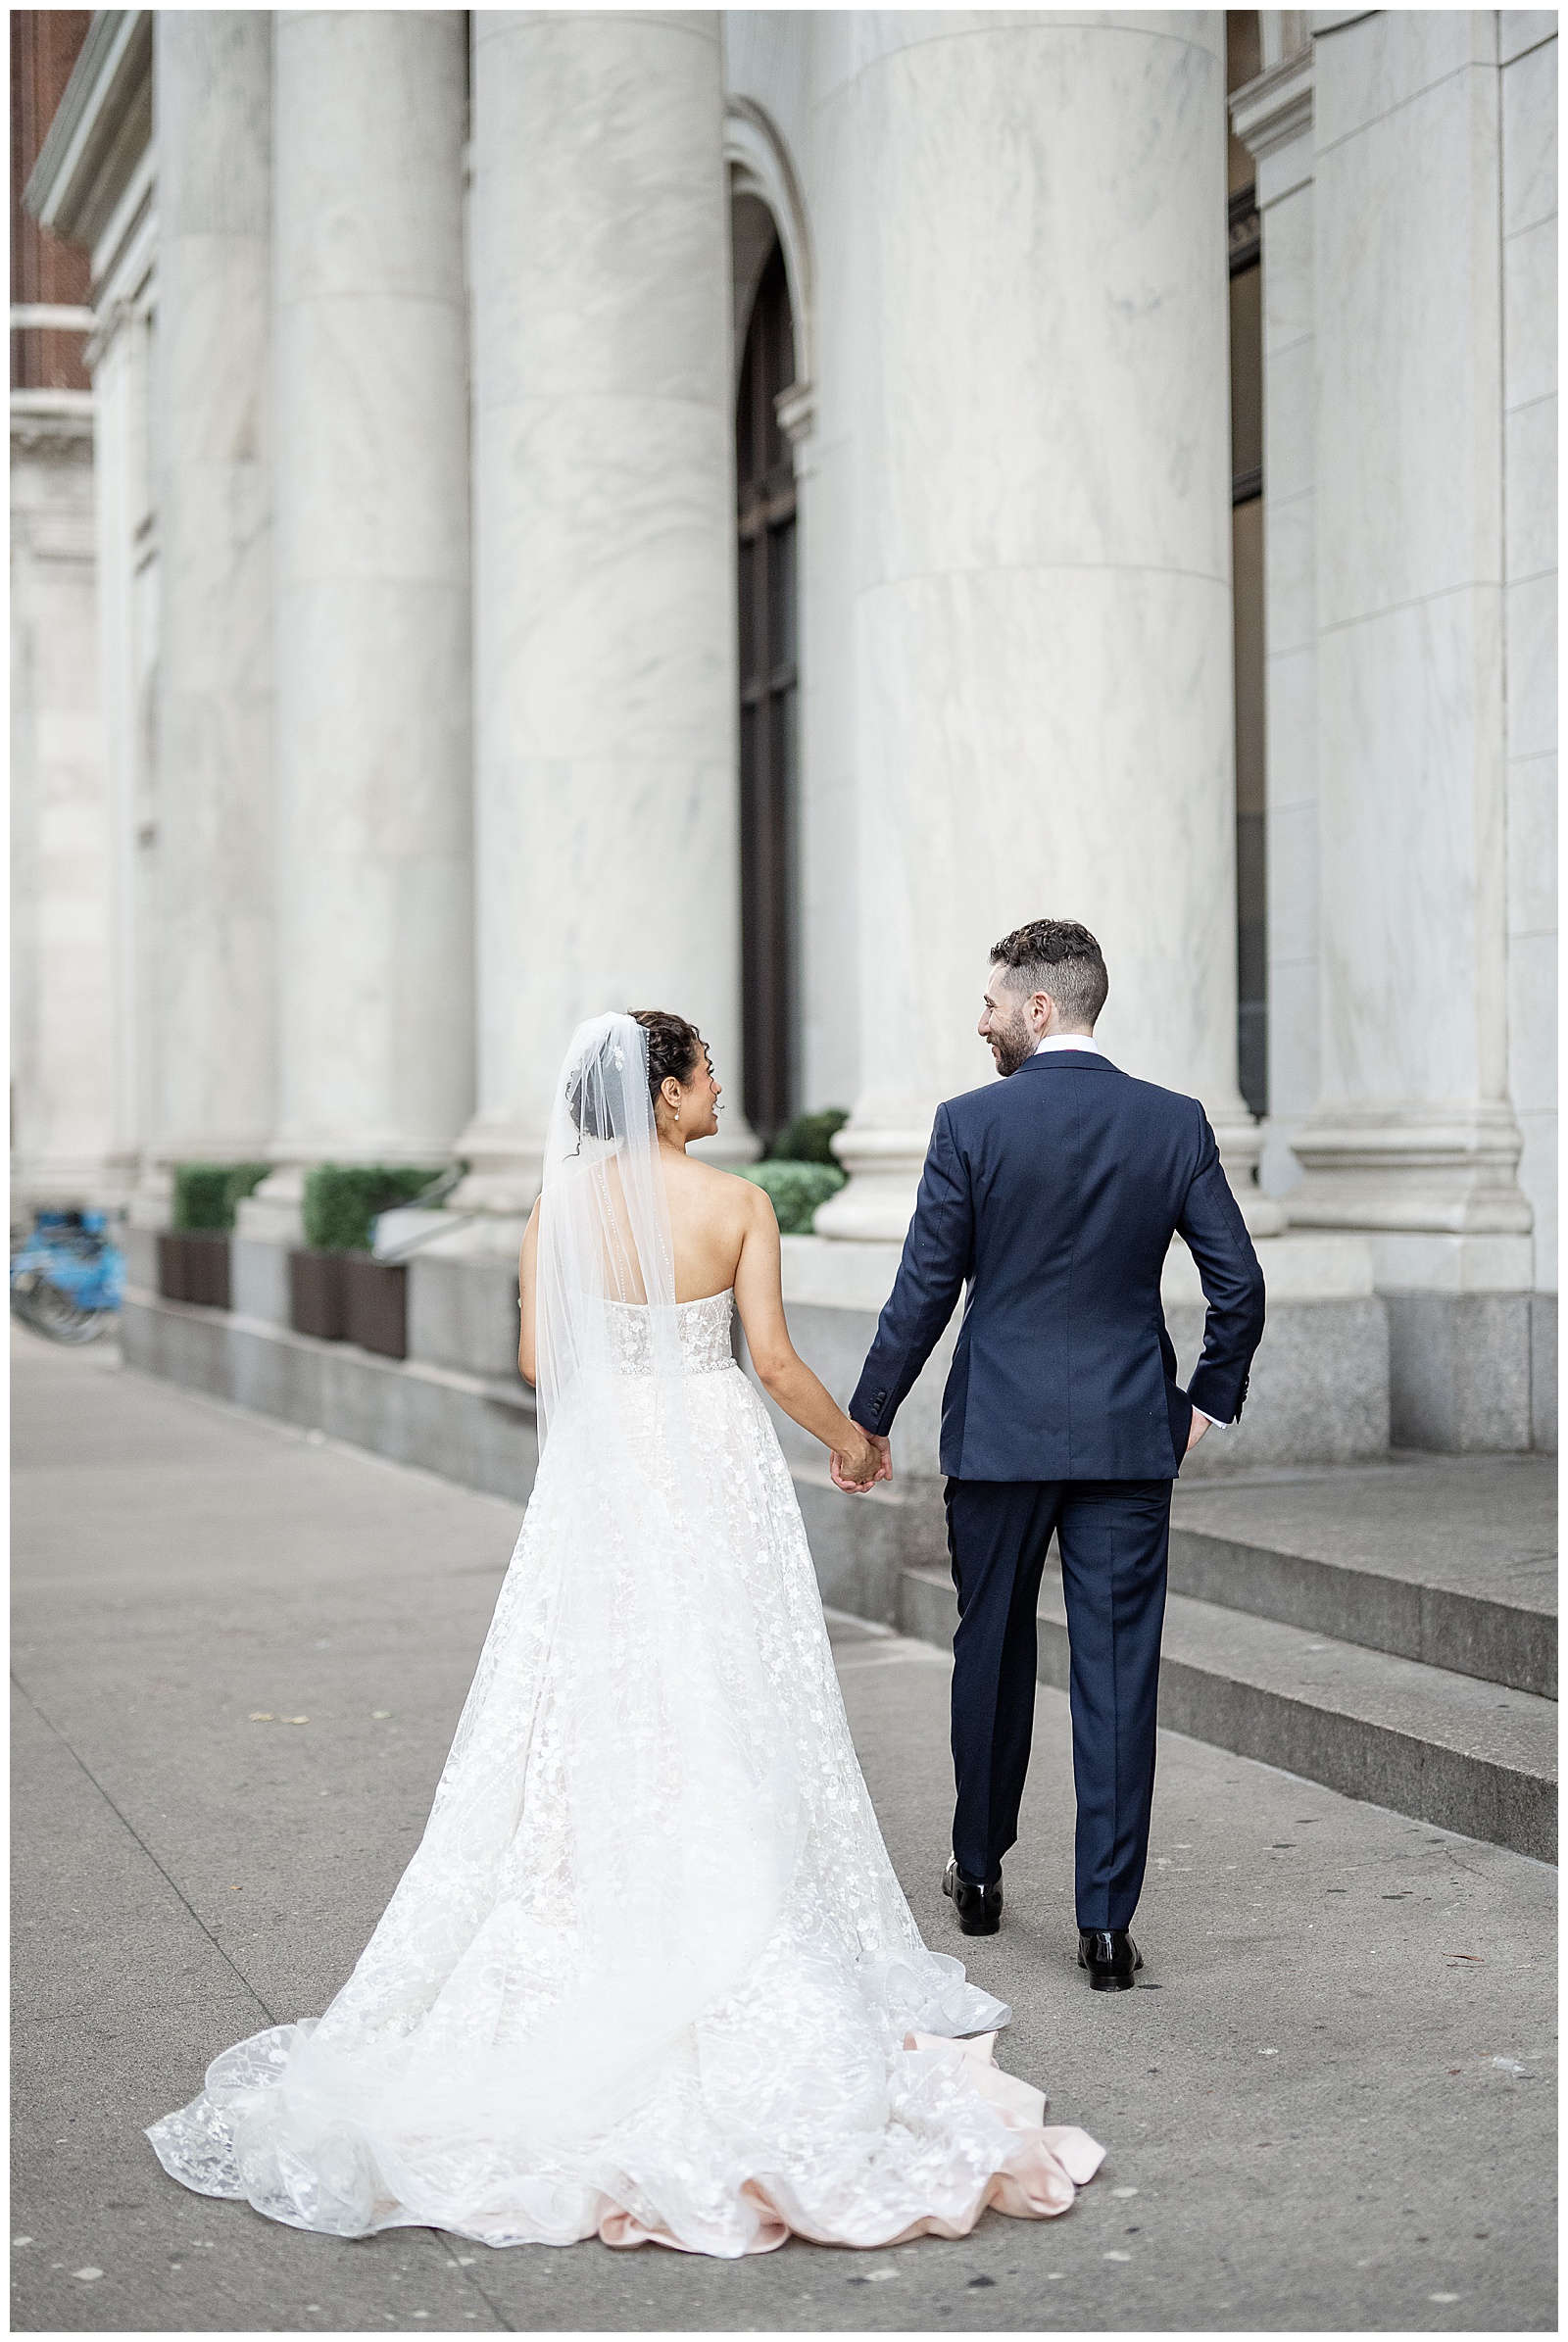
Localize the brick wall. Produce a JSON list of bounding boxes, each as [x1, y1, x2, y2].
[[11, 11, 93, 392]]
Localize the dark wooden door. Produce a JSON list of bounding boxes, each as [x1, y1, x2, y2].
[[736, 242, 799, 1149]]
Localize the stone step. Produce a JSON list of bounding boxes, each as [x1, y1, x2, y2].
[[898, 1563, 1557, 1864], [1167, 1454, 1557, 1700]]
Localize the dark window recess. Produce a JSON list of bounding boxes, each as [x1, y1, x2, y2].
[[1228, 131, 1268, 1116], [736, 240, 799, 1149], [1229, 185, 1261, 277]]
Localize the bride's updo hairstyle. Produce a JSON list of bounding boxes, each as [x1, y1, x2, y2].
[[629, 1009, 706, 1114], [563, 1010, 706, 1141]]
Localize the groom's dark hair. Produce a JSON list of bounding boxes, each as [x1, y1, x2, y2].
[[990, 919, 1108, 1030]]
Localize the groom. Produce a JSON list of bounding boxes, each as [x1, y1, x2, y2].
[[834, 920, 1265, 1991]]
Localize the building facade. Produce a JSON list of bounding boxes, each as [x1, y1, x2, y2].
[[14, 9, 1557, 1481]]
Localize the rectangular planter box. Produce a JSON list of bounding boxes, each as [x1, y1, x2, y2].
[[157, 1231, 231, 1310], [288, 1248, 349, 1342], [343, 1254, 408, 1361]]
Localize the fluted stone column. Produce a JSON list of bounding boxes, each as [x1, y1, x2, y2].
[[149, 13, 275, 1195], [263, 9, 472, 1196], [814, 10, 1277, 1243], [456, 10, 750, 1220]]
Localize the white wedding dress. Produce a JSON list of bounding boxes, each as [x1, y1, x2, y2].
[[148, 1018, 1101, 2257]]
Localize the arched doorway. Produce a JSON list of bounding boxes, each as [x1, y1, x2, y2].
[[735, 240, 798, 1149]]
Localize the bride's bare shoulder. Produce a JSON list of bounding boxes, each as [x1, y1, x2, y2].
[[680, 1156, 766, 1202], [670, 1155, 771, 1227]]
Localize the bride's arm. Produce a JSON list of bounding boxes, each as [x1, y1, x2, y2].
[[732, 1186, 888, 1490], [517, 1200, 540, 1385]]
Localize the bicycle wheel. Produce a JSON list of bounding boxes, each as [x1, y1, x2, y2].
[[15, 1276, 104, 1342]]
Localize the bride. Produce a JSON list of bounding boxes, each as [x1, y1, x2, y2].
[[148, 1010, 1102, 2256]]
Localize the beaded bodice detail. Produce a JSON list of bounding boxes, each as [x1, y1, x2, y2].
[[603, 1289, 735, 1376]]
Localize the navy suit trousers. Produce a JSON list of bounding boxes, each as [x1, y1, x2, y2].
[[944, 1476, 1172, 1930]]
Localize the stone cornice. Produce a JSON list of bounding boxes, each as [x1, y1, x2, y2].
[[1230, 48, 1314, 166], [24, 11, 153, 257], [10, 387, 94, 448]]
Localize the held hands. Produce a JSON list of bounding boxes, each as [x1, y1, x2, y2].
[[830, 1427, 893, 1495]]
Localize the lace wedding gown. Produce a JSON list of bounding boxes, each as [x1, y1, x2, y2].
[[149, 1022, 1101, 2258]]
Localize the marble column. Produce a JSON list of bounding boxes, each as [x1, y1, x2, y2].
[[1287, 13, 1531, 1297], [9, 398, 126, 1206], [813, 11, 1279, 1242], [262, 9, 472, 1202], [457, 9, 750, 1221], [150, 13, 275, 1187]]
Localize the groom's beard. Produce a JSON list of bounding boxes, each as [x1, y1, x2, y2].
[[990, 1012, 1036, 1078]]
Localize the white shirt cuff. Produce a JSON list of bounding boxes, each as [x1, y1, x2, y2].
[[1192, 1404, 1229, 1429]]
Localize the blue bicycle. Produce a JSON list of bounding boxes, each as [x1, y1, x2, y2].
[[10, 1210, 124, 1343]]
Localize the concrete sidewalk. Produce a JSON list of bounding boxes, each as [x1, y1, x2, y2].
[[11, 1329, 1556, 2334]]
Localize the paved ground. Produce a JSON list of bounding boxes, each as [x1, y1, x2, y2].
[[11, 1328, 1557, 2334]]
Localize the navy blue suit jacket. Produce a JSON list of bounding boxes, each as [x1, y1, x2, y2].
[[848, 1050, 1267, 1482]]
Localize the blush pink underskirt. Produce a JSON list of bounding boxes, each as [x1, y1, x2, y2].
[[594, 2031, 1105, 2254]]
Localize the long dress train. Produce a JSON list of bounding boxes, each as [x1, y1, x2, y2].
[[150, 1012, 1100, 2256], [148, 1294, 1102, 2254]]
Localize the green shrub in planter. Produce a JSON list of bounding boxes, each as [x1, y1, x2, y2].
[[769, 1107, 850, 1166], [739, 1159, 847, 1236], [172, 1161, 271, 1232], [302, 1164, 449, 1255]]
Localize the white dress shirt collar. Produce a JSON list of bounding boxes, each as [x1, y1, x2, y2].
[[1033, 1032, 1105, 1056]]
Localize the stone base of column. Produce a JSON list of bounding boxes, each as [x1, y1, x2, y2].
[[10, 1149, 140, 1215], [238, 1142, 465, 1248], [449, 1117, 760, 1228], [133, 1142, 281, 1232], [812, 1125, 929, 1244], [1288, 1101, 1534, 1269], [1284, 1104, 1541, 1452], [127, 1169, 174, 1232], [447, 1126, 546, 1222], [1206, 1107, 1290, 1238], [815, 1111, 1289, 1245], [238, 1167, 307, 1247]]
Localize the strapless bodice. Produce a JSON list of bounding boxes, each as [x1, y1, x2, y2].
[[602, 1290, 735, 1376]]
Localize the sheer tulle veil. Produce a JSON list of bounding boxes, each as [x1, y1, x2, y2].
[[534, 1011, 682, 1452]]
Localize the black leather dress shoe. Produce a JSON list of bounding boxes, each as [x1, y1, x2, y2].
[[942, 1856, 1002, 1935], [1078, 1927, 1143, 1991]]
